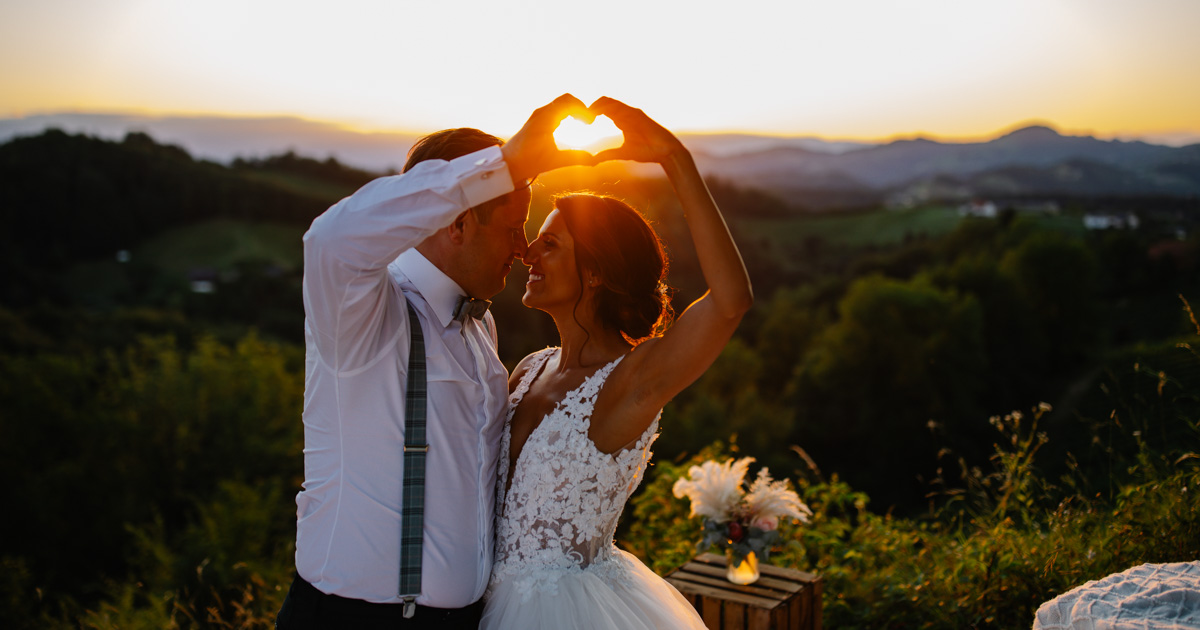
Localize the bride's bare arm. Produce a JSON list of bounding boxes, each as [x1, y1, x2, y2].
[[590, 97, 753, 413]]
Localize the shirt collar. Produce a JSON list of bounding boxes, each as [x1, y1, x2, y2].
[[395, 249, 467, 328]]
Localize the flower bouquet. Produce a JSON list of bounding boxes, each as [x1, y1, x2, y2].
[[672, 457, 811, 584]]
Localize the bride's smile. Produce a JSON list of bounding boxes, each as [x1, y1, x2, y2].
[[520, 209, 587, 312]]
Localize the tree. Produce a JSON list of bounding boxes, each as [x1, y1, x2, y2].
[[788, 275, 986, 511], [1000, 231, 1100, 371]]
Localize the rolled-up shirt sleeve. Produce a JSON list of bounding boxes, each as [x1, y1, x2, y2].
[[302, 146, 513, 371]]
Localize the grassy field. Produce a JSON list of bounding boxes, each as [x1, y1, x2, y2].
[[739, 205, 964, 248], [238, 170, 361, 204], [135, 219, 306, 274], [59, 220, 306, 308]]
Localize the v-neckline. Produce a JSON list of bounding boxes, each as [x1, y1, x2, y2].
[[502, 349, 625, 500]]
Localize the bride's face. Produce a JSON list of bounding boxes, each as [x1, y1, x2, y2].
[[521, 209, 584, 312]]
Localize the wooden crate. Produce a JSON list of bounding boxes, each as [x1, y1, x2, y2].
[[666, 553, 822, 630]]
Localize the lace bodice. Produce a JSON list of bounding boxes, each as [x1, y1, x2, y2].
[[490, 347, 659, 598]]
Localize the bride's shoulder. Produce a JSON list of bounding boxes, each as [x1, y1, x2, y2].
[[603, 337, 679, 411], [603, 339, 661, 394], [620, 337, 661, 371], [507, 347, 559, 391]]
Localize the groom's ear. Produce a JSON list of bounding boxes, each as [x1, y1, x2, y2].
[[447, 210, 470, 245]]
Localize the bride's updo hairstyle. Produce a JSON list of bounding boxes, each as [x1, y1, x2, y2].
[[554, 194, 675, 343]]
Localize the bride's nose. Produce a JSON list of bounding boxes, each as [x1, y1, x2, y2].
[[521, 241, 539, 266]]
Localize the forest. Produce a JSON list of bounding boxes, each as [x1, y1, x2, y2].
[[1, 129, 1199, 628]]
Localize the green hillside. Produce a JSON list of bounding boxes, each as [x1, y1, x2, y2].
[[135, 219, 306, 274], [743, 205, 962, 248]]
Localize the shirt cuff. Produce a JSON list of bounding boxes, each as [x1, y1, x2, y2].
[[451, 145, 516, 208]]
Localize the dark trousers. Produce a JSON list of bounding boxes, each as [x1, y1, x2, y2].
[[275, 574, 484, 630]]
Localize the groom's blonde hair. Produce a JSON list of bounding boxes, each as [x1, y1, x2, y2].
[[404, 128, 508, 224]]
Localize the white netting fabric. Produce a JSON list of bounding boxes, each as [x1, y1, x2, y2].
[[1034, 561, 1200, 629]]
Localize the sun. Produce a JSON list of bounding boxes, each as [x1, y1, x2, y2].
[[554, 115, 624, 151]]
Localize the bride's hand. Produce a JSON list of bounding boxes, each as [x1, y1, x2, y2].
[[584, 101, 751, 419], [588, 97, 688, 166]]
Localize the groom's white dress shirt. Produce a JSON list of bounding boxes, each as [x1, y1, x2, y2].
[[296, 146, 514, 607]]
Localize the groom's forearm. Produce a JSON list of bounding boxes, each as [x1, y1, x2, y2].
[[304, 145, 515, 270], [301, 145, 516, 368]]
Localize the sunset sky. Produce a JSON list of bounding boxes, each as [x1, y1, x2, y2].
[[2, 0, 1199, 144]]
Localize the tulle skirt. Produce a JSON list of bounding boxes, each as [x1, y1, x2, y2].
[[481, 549, 707, 630]]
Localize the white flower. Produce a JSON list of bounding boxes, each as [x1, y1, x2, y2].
[[672, 457, 755, 523], [743, 468, 811, 524]]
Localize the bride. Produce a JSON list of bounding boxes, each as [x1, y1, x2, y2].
[[481, 97, 753, 629]]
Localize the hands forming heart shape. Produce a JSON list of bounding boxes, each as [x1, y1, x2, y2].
[[503, 94, 687, 186]]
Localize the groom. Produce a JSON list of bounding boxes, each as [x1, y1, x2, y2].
[[276, 95, 599, 629]]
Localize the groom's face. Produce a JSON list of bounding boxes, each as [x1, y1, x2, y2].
[[459, 186, 532, 299]]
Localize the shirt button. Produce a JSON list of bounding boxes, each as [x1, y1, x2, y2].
[[481, 172, 491, 179]]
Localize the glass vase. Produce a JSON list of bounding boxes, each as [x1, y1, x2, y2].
[[725, 549, 760, 585]]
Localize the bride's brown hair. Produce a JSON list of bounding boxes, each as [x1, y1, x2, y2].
[[554, 194, 675, 343]]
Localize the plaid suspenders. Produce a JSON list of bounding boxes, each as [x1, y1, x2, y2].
[[399, 302, 428, 618]]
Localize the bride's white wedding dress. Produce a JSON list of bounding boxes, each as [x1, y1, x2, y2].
[[481, 348, 706, 629]]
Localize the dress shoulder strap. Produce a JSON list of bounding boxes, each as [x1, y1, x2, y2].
[[509, 347, 558, 407], [571, 353, 626, 408]]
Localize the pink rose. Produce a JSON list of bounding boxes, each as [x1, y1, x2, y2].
[[752, 516, 778, 531]]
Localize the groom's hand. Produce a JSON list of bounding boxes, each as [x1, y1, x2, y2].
[[502, 94, 597, 186]]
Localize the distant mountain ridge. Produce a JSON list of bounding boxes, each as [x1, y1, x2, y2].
[[694, 125, 1190, 187], [3, 113, 1198, 209], [692, 125, 1200, 208], [0, 113, 425, 172]]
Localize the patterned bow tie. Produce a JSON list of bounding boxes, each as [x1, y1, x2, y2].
[[453, 296, 491, 323]]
